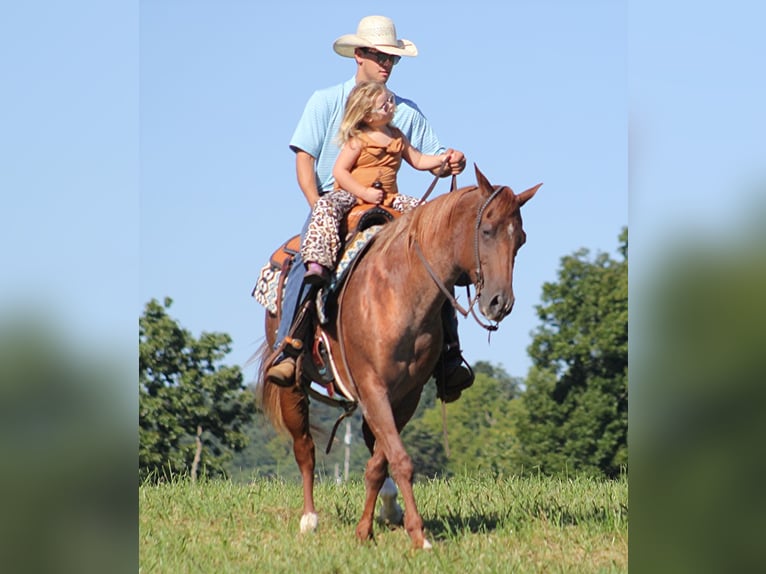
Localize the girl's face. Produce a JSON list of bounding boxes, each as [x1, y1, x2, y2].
[[366, 91, 396, 125]]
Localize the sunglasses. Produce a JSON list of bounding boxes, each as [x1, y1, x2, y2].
[[360, 48, 401, 66], [374, 94, 396, 114]]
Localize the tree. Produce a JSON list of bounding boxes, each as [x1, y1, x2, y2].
[[473, 361, 523, 399], [139, 297, 255, 482], [401, 364, 525, 478], [516, 228, 628, 477]]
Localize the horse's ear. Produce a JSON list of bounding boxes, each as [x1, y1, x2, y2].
[[517, 183, 542, 207], [473, 164, 493, 194]]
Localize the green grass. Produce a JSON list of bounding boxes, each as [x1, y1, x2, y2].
[[140, 474, 627, 573]]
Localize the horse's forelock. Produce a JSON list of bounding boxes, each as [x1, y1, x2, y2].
[[495, 185, 520, 213], [480, 185, 524, 225]]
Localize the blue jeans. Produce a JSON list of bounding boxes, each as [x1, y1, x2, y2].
[[273, 216, 311, 351]]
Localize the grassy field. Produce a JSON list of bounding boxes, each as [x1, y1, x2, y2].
[[140, 474, 627, 573]]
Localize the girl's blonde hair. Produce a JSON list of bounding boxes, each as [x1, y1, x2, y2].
[[336, 81, 395, 145]]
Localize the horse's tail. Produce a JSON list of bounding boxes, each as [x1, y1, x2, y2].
[[252, 341, 289, 436]]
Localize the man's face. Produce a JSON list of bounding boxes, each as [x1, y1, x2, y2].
[[356, 48, 400, 84]]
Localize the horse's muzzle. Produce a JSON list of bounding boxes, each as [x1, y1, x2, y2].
[[482, 291, 515, 322]]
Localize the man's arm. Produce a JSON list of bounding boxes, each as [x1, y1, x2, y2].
[[295, 150, 320, 208]]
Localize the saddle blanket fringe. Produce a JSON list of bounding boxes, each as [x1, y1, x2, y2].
[[251, 225, 383, 318]]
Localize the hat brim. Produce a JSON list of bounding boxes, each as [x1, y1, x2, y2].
[[333, 35, 418, 58]]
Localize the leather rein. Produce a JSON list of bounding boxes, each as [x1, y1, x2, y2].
[[414, 172, 504, 333]]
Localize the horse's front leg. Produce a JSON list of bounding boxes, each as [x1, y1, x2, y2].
[[280, 386, 317, 532], [362, 418, 404, 528], [356, 445, 387, 541], [359, 391, 430, 549]]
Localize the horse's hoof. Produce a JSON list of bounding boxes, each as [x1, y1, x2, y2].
[[376, 505, 404, 527], [377, 478, 404, 527], [422, 538, 433, 550], [355, 522, 374, 541], [300, 512, 318, 533]]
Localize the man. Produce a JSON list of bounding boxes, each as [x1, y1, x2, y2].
[[267, 15, 473, 402]]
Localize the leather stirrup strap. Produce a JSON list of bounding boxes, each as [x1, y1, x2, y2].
[[325, 403, 357, 454]]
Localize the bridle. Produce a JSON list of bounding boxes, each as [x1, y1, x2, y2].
[[413, 183, 508, 333]]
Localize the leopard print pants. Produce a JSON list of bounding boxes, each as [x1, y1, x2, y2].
[[301, 189, 420, 268]]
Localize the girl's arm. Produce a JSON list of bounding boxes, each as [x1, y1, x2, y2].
[[332, 138, 384, 205], [401, 135, 451, 172]]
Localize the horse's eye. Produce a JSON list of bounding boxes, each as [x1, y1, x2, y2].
[[481, 226, 492, 238]]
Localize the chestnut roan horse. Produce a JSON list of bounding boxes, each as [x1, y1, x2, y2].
[[256, 165, 540, 549]]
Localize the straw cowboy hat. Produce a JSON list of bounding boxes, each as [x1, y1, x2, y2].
[[333, 15, 418, 58]]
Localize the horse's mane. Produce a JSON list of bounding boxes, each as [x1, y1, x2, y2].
[[372, 185, 479, 262]]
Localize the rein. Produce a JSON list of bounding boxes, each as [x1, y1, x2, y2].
[[419, 160, 456, 204], [413, 184, 507, 332]]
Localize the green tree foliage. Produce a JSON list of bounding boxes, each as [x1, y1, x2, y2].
[[139, 298, 255, 482], [473, 361, 523, 399], [401, 365, 525, 478], [516, 228, 628, 477], [398, 415, 449, 478]]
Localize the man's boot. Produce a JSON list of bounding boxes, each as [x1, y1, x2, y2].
[[434, 302, 474, 403], [435, 344, 474, 403], [266, 357, 296, 387], [266, 336, 303, 388]]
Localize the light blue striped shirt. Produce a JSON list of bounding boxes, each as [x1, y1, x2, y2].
[[289, 77, 445, 194]]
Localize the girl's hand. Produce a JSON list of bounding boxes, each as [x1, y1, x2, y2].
[[360, 186, 384, 205]]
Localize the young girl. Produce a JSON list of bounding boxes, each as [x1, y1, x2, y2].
[[301, 81, 457, 285]]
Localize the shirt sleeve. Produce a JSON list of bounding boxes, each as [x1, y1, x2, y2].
[[395, 98, 445, 156], [289, 90, 331, 157]]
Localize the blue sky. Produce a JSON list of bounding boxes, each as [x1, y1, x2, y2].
[[3, 0, 763, 385], [138, 1, 626, 382]]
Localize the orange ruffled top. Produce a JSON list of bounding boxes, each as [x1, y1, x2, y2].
[[335, 127, 404, 207]]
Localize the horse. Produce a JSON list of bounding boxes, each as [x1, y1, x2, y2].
[[255, 165, 540, 549]]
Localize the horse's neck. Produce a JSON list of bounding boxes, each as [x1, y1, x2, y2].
[[373, 207, 468, 317], [409, 198, 473, 288]]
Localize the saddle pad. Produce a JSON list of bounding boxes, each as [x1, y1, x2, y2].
[[252, 262, 281, 315], [316, 224, 383, 324], [251, 234, 301, 314], [252, 225, 383, 318]]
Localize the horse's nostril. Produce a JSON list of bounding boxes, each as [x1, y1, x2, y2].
[[487, 293, 514, 318]]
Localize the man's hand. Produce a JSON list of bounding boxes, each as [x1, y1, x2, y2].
[[445, 149, 467, 175], [431, 148, 467, 177]]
